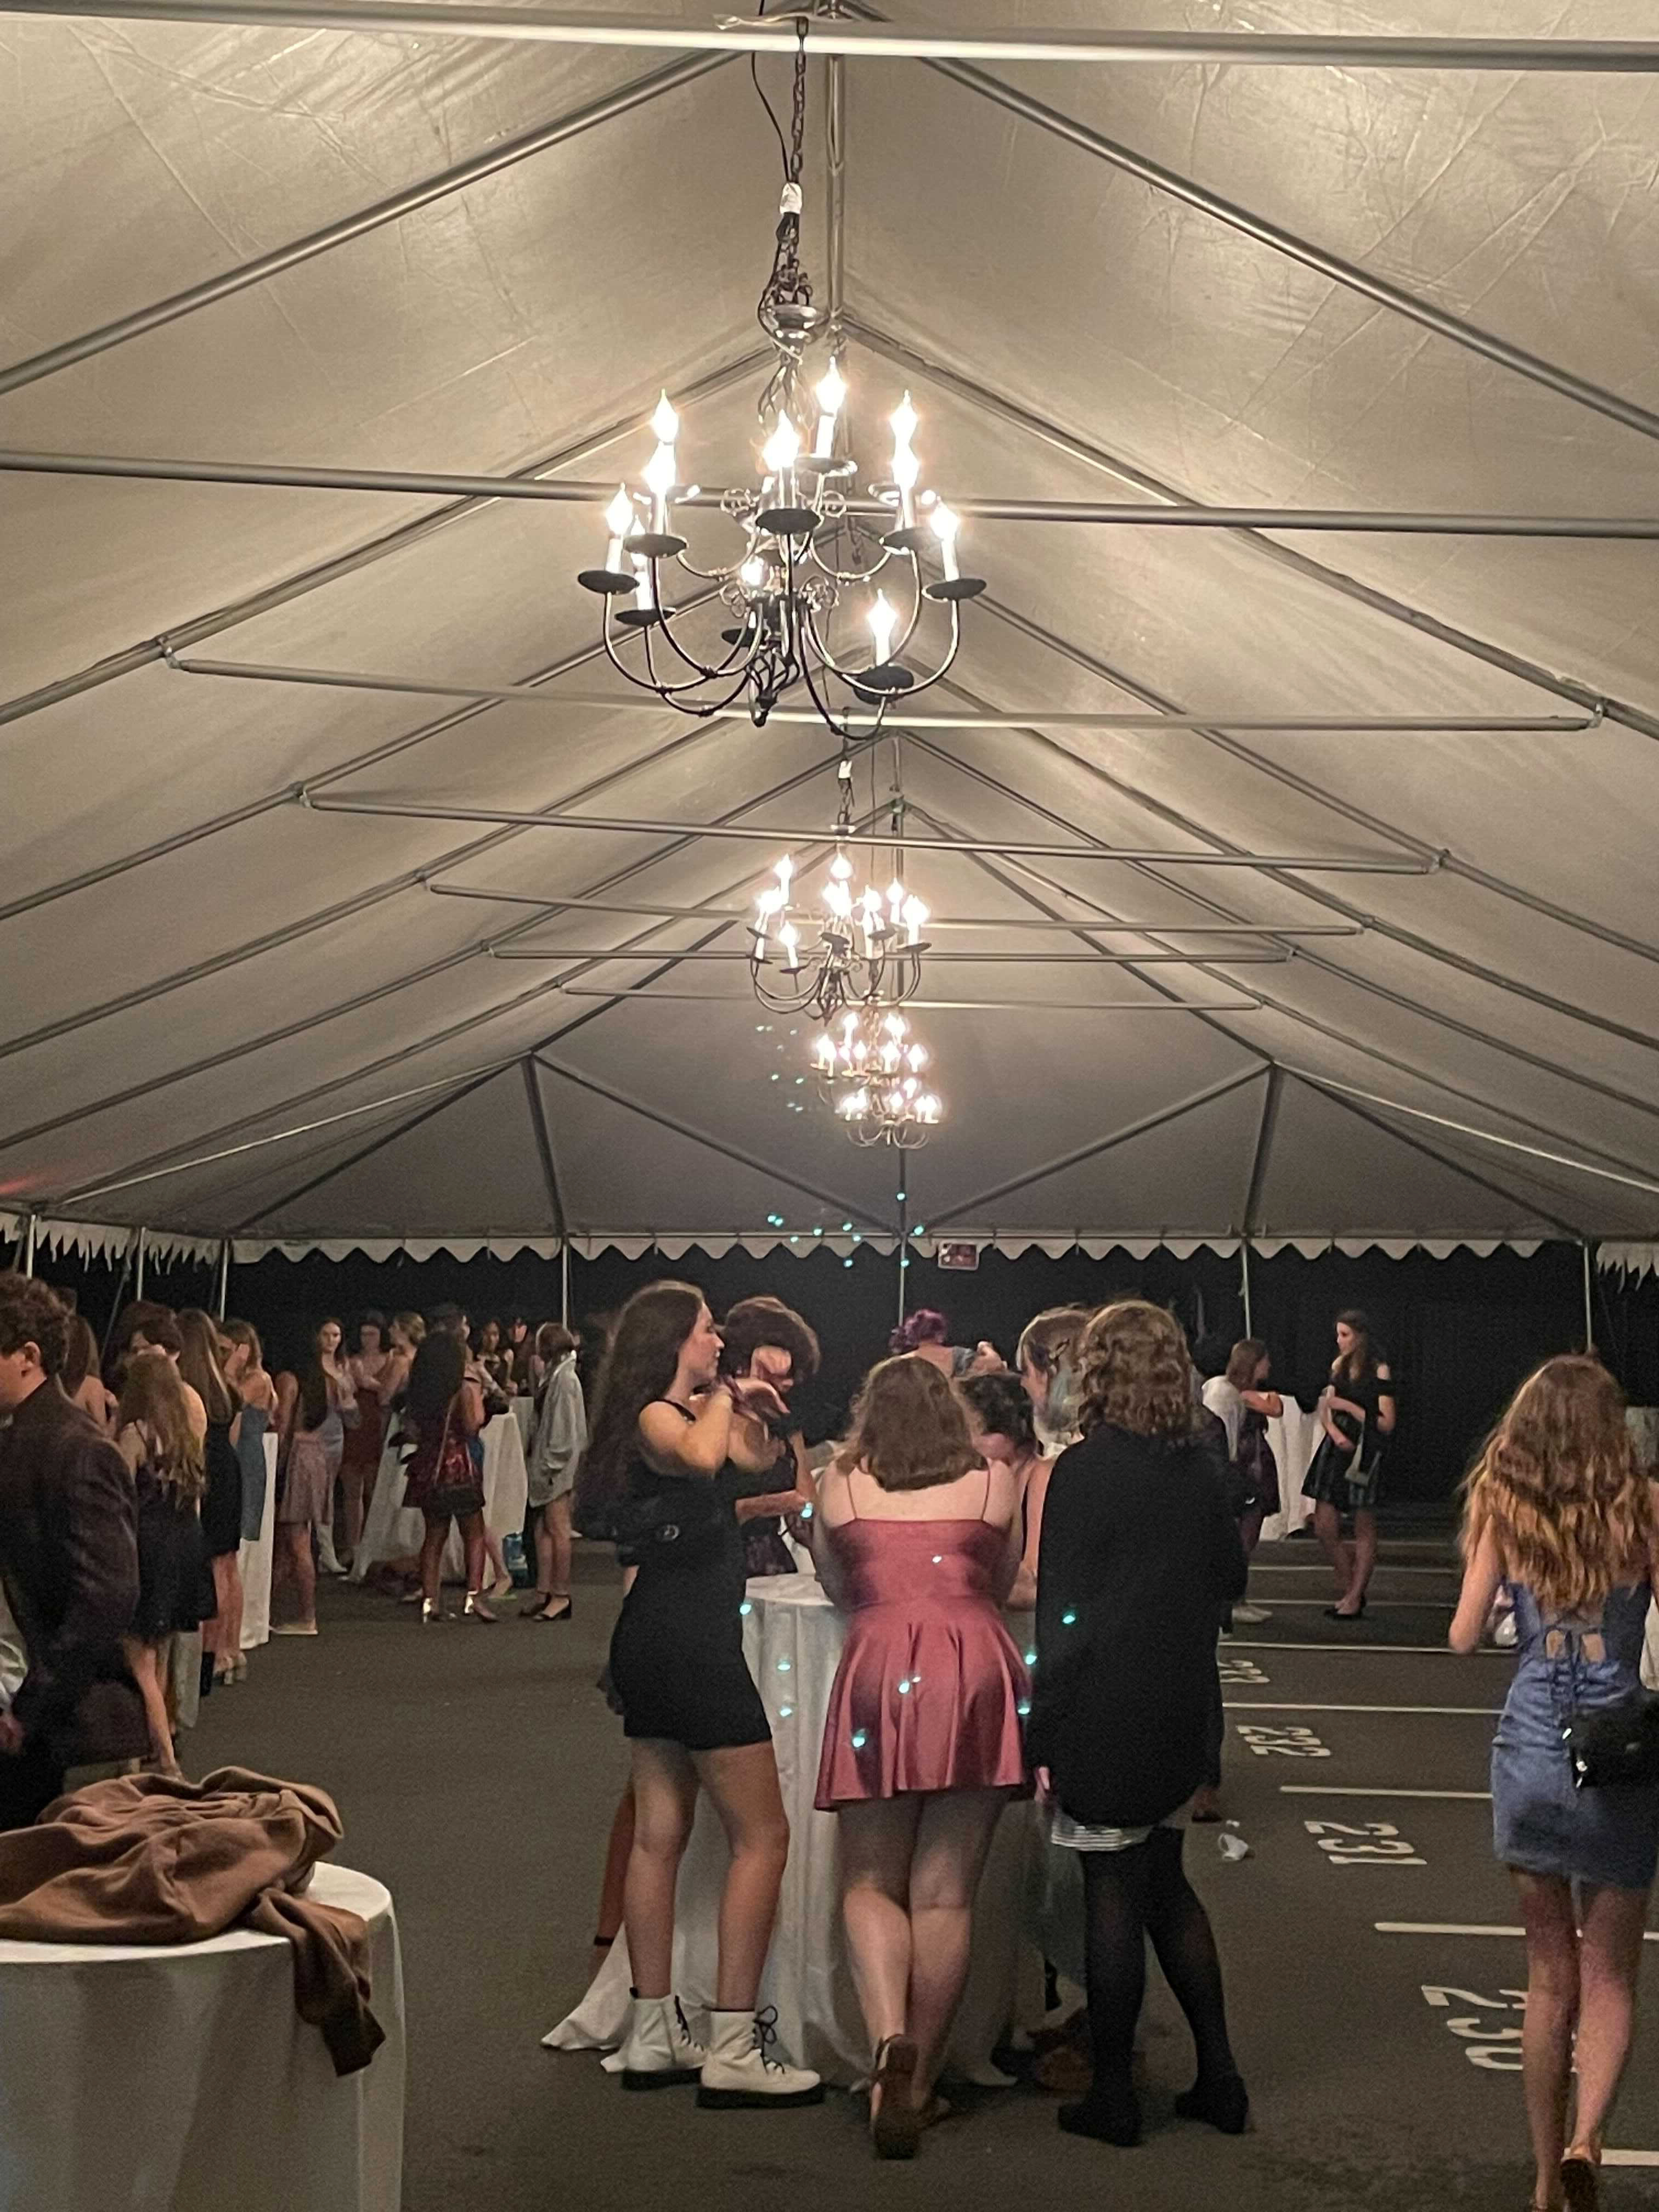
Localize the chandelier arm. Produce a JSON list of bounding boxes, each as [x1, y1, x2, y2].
[[640, 578, 748, 689], [871, 600, 963, 701], [806, 532, 893, 586], [797, 632, 890, 742], [799, 604, 894, 716]]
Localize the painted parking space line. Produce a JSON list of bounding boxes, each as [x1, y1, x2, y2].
[[1224, 1701, 1499, 1716], [1602, 2153, 1659, 2167], [1223, 1640, 1506, 1657], [1377, 1922, 1659, 1943], [1280, 1785, 1491, 1801], [1251, 1564, 1460, 1577], [1244, 1597, 1453, 1610]]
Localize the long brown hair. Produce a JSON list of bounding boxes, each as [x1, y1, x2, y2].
[[1225, 1337, 1269, 1391], [177, 1308, 235, 1424], [1078, 1299, 1198, 1445], [60, 1314, 100, 1397], [841, 1355, 981, 1493], [575, 1281, 705, 1528], [119, 1350, 206, 1502], [1462, 1355, 1652, 1619], [1334, 1308, 1378, 1385], [222, 1318, 264, 1372]]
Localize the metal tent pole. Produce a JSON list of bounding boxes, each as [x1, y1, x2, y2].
[[1240, 1240, 1252, 1338], [215, 1239, 231, 1321], [1583, 1243, 1596, 1350], [561, 1238, 572, 1330], [133, 1227, 146, 1301], [895, 1189, 910, 1334], [20, 1216, 37, 1276]]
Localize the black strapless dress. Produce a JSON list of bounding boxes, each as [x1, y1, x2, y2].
[[200, 1418, 244, 1559]]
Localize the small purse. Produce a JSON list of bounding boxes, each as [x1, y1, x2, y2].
[[1564, 1690, 1659, 1790]]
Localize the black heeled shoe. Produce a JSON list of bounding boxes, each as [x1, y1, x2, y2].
[[1176, 2073, 1250, 2135], [1561, 2154, 1600, 2212], [1058, 2078, 1141, 2148], [869, 2035, 922, 2160], [1324, 1601, 1367, 1622]]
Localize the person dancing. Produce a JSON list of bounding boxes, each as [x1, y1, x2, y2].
[[1452, 1356, 1659, 2212], [815, 1356, 1028, 2157], [1028, 1299, 1249, 2148], [1303, 1309, 1395, 1620], [575, 1281, 821, 2109]]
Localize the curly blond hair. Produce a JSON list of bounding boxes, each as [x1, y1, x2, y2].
[[1077, 1299, 1198, 1444], [1462, 1355, 1651, 1619]]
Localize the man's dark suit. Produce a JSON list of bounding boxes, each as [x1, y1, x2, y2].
[[0, 1379, 146, 1827]]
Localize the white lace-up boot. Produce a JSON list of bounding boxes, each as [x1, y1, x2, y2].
[[697, 2006, 823, 2108], [619, 1993, 707, 2091]]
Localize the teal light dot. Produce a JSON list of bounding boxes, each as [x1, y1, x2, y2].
[[844, 1259, 854, 1269], [778, 1705, 793, 1719], [851, 1731, 867, 1750], [898, 1678, 912, 1695], [842, 1221, 854, 1232], [799, 1504, 814, 1520], [896, 1190, 907, 1202], [912, 1223, 925, 1235], [1017, 1701, 1031, 1718], [1024, 1651, 1037, 1667], [739, 1601, 753, 1617], [776, 1658, 791, 1673], [769, 1072, 780, 1082], [812, 1227, 823, 1237], [1062, 1610, 1077, 1627]]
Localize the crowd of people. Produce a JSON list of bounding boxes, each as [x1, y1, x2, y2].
[[0, 1264, 1652, 2205]]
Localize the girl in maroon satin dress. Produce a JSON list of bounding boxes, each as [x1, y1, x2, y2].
[[815, 1356, 1028, 2158]]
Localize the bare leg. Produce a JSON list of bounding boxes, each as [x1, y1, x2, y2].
[[282, 1523, 316, 1629], [460, 1511, 489, 1594], [530, 1499, 573, 1617], [1568, 1880, 1651, 2160], [839, 1797, 923, 2062], [693, 1742, 791, 2011], [1339, 1507, 1379, 1613], [419, 1514, 449, 1607], [124, 1638, 180, 1774], [592, 1783, 637, 1981], [482, 1525, 510, 1593], [341, 1462, 367, 1555], [211, 1554, 243, 1677], [907, 1790, 1005, 2104], [1515, 1871, 1578, 2209], [624, 1741, 699, 1999], [1312, 1499, 1352, 1594]]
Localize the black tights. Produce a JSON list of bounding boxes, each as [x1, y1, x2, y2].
[[1080, 1827, 1237, 2103]]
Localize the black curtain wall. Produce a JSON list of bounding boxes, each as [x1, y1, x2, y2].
[[10, 1230, 1650, 1504]]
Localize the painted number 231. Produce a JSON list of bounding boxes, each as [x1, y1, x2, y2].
[[1305, 1819, 1425, 1867]]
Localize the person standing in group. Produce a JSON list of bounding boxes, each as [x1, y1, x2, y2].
[[177, 1310, 245, 1685], [1017, 1307, 1090, 1454], [959, 1370, 1046, 1612], [815, 1356, 1028, 2157], [523, 1323, 585, 1623], [476, 1319, 510, 1390], [889, 1311, 1001, 1380], [1304, 1309, 1395, 1621], [60, 1315, 116, 1435], [720, 1296, 821, 1579], [1452, 1356, 1659, 2212], [114, 1351, 209, 1773], [385, 1313, 424, 1401], [575, 1281, 821, 2109], [402, 1330, 495, 1623], [429, 1306, 514, 1599], [0, 1275, 148, 1831], [505, 1315, 535, 1396], [340, 1312, 395, 1567], [1201, 1338, 1283, 1627], [1028, 1299, 1249, 2149], [272, 1322, 357, 1637], [221, 1319, 277, 1678]]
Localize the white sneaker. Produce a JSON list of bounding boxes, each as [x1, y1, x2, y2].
[[619, 1994, 707, 2092], [1231, 1603, 1272, 1626], [697, 2007, 823, 2108]]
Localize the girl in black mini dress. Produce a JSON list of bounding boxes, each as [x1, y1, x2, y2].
[[1302, 1308, 1395, 1621], [576, 1281, 822, 2109]]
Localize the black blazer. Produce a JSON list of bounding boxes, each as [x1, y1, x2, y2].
[[0, 1380, 147, 1770], [1028, 1423, 1246, 1828]]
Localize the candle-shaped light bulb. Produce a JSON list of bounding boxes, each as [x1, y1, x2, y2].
[[890, 391, 920, 529], [762, 410, 801, 479], [650, 391, 680, 445], [631, 555, 656, 613], [740, 554, 767, 590], [868, 590, 897, 667], [830, 850, 853, 882], [778, 922, 800, 971], [901, 894, 928, 943], [813, 357, 848, 458], [604, 484, 636, 571], [888, 878, 905, 914], [930, 501, 961, 581], [814, 1032, 836, 1073]]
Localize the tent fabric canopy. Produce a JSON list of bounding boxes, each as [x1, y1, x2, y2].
[[3, 1, 1657, 1251]]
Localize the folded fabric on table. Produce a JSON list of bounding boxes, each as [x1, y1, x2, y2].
[[0, 1765, 385, 2075]]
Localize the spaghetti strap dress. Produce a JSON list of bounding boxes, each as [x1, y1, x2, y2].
[[1492, 1580, 1659, 1891], [815, 1471, 1029, 1809], [199, 1417, 244, 1560], [606, 1402, 772, 1753]]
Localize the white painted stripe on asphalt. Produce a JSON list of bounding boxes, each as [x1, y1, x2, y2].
[[1252, 1564, 1459, 1577], [1376, 1922, 1659, 1943], [1280, 1786, 1491, 1801], [1223, 1639, 1506, 1656], [1224, 1701, 1498, 1716], [1248, 1597, 1447, 1609], [1603, 2152, 1659, 2167]]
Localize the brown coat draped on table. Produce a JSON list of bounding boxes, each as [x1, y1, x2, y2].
[[0, 1766, 386, 2075]]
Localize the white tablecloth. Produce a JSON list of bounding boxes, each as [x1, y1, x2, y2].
[[510, 1396, 536, 1455], [239, 1430, 280, 1650], [0, 1863, 405, 2212], [349, 1414, 528, 1582], [545, 1575, 1030, 2087], [1262, 1402, 1323, 1538]]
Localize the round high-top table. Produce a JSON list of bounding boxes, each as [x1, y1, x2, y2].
[[545, 1575, 1032, 2087], [0, 1863, 404, 2211]]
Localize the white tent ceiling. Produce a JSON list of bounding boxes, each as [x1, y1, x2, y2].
[[3, 1, 1658, 1254]]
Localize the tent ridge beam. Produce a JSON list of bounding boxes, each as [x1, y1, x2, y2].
[[532, 1052, 887, 1228], [169, 657, 1600, 733], [544, 987, 1265, 1011], [890, 44, 1659, 446], [973, 594, 1659, 982], [301, 792, 1432, 873], [5, 2, 1658, 71], [0, 346, 763, 742], [848, 321, 1659, 749], [0, 52, 729, 397], [8, 453, 1659, 543]]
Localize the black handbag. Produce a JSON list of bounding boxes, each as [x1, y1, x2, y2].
[[1564, 1690, 1659, 1790]]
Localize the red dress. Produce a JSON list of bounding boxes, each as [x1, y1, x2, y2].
[[814, 1479, 1030, 1809]]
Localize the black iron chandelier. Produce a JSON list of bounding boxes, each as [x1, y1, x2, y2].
[[576, 17, 984, 738]]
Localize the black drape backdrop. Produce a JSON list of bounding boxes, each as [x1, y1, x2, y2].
[[7, 1233, 1647, 1505]]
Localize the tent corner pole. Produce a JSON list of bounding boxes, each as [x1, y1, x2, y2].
[[215, 1238, 231, 1321], [134, 1227, 146, 1301], [895, 1190, 909, 1335], [1240, 1237, 1252, 1337], [560, 1238, 571, 1329], [1582, 1239, 1596, 1351], [19, 1215, 37, 1277]]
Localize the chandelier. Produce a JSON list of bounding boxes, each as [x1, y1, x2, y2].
[[749, 752, 930, 1019], [575, 19, 984, 740], [814, 1009, 944, 1149]]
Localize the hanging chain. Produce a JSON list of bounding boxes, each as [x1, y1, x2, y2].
[[757, 19, 814, 342]]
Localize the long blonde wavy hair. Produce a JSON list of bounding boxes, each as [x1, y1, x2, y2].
[[1461, 1355, 1652, 1618]]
